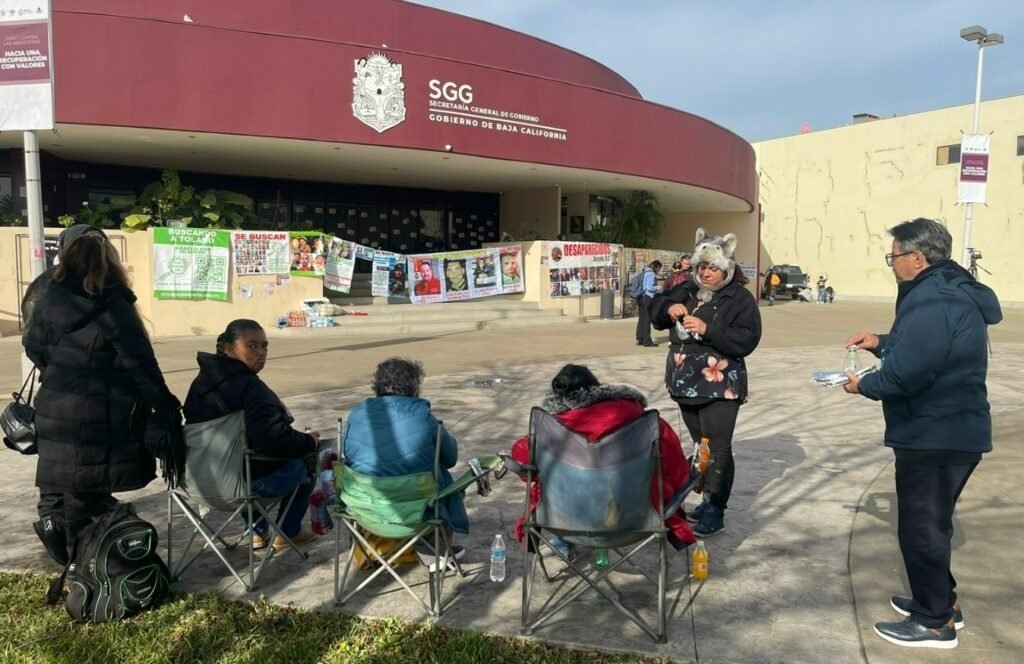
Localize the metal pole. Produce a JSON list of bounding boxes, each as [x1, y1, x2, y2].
[[24, 130, 46, 279], [961, 43, 985, 267]]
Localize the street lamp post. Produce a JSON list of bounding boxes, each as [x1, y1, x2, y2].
[[959, 25, 1004, 268]]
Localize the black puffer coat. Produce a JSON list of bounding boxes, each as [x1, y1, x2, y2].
[[23, 276, 177, 493], [183, 352, 316, 479]]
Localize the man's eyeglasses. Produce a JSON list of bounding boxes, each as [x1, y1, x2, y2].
[[884, 251, 915, 267]]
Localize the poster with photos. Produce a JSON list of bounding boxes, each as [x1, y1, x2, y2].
[[546, 241, 620, 298], [408, 246, 524, 304], [288, 231, 327, 276], [324, 236, 357, 292], [232, 231, 290, 275]]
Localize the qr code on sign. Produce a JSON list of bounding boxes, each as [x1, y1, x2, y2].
[[194, 256, 227, 286]]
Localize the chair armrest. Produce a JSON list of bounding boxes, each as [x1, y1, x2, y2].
[[665, 458, 715, 515], [434, 455, 502, 500]]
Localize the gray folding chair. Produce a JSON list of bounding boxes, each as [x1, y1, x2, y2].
[[521, 407, 698, 643], [167, 411, 308, 592]]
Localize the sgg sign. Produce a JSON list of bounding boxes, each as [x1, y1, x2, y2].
[[429, 79, 473, 104]]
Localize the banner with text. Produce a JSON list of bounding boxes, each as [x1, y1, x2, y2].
[[408, 246, 524, 304], [546, 241, 620, 297], [0, 1, 53, 131], [958, 133, 990, 204], [232, 230, 289, 275], [372, 250, 401, 297], [324, 236, 357, 293], [153, 227, 231, 301]]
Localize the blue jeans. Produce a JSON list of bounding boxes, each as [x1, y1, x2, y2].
[[247, 459, 314, 538]]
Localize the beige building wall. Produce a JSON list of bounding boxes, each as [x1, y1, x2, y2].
[[1, 227, 322, 337], [500, 187, 561, 240], [753, 95, 1024, 304]]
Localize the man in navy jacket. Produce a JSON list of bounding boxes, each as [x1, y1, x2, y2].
[[844, 218, 1001, 650]]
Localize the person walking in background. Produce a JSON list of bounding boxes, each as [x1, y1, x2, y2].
[[843, 218, 1001, 650], [662, 254, 692, 291], [23, 231, 181, 565], [817, 274, 829, 303], [649, 229, 761, 537], [635, 260, 661, 347]]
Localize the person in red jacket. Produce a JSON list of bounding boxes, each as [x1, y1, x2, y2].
[[510, 364, 695, 557]]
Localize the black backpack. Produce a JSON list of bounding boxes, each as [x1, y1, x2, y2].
[[47, 505, 170, 623]]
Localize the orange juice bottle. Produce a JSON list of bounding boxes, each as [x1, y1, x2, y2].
[[697, 437, 711, 474], [692, 541, 709, 580]]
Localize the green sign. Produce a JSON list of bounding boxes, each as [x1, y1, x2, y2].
[[152, 227, 231, 301]]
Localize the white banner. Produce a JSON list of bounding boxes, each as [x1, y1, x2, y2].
[[324, 237, 357, 292], [546, 241, 620, 297], [958, 133, 990, 204], [232, 231, 289, 275], [0, 1, 54, 131], [408, 246, 524, 303], [372, 250, 400, 297]]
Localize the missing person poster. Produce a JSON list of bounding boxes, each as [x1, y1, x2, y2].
[[408, 246, 524, 304], [289, 231, 327, 276], [324, 236, 356, 293], [153, 227, 231, 301], [232, 231, 289, 275], [547, 241, 619, 297], [371, 250, 400, 297]]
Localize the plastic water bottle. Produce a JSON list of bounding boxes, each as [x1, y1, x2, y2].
[[695, 437, 711, 474], [490, 533, 506, 582], [844, 346, 860, 372], [692, 541, 709, 580], [594, 548, 610, 567]]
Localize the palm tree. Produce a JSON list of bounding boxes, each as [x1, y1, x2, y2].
[[583, 190, 664, 247]]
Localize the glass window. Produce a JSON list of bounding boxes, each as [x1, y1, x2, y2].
[[936, 144, 961, 165], [292, 202, 325, 231], [0, 174, 12, 213], [256, 199, 290, 230], [1017, 135, 1024, 157]]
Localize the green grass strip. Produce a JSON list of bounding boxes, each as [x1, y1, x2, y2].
[[0, 572, 674, 664]]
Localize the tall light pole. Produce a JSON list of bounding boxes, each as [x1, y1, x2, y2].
[[959, 25, 1003, 268]]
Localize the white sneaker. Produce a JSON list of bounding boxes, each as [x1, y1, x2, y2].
[[416, 545, 465, 573]]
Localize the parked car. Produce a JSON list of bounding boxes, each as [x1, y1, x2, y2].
[[761, 264, 809, 300]]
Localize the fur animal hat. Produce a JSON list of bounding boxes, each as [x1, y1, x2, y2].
[[692, 227, 737, 290]]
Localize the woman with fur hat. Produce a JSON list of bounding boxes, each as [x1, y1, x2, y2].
[[648, 228, 762, 537], [508, 364, 695, 558]]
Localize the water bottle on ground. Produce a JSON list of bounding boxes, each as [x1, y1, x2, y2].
[[490, 533, 506, 582], [594, 547, 610, 568], [692, 541, 709, 580], [844, 346, 860, 372]]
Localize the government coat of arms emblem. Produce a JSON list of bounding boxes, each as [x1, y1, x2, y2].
[[352, 53, 406, 133]]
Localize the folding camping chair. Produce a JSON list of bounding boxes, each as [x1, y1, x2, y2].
[[333, 420, 500, 618], [167, 411, 309, 592], [520, 407, 700, 643]]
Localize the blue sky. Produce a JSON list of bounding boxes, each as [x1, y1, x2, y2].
[[414, 1, 1024, 143]]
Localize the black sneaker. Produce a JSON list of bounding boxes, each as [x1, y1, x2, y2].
[[874, 617, 957, 649], [692, 503, 725, 538], [891, 595, 964, 630], [686, 499, 708, 524], [33, 515, 69, 566]]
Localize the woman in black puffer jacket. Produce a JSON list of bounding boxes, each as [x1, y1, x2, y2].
[[23, 231, 180, 564], [648, 229, 761, 538], [183, 320, 318, 550]]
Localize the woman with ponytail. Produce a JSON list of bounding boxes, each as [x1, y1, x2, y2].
[[183, 319, 318, 550]]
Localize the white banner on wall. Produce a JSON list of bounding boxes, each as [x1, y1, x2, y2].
[[957, 133, 990, 204], [0, 1, 54, 131]]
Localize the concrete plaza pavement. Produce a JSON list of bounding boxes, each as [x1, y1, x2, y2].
[[1, 301, 1021, 663]]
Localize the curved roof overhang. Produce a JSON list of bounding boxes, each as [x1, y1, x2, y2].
[[5, 1, 756, 213]]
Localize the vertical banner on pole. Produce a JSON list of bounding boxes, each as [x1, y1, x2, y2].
[[0, 1, 54, 131], [958, 133, 990, 204]]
